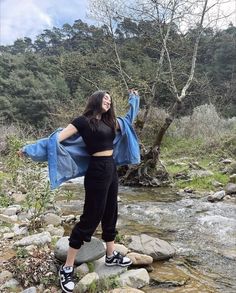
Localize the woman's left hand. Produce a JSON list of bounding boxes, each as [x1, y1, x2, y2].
[[128, 88, 139, 96]]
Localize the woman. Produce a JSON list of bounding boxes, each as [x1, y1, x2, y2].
[[56, 90, 138, 293]]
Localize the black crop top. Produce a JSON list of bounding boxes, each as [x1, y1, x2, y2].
[[71, 116, 115, 155]]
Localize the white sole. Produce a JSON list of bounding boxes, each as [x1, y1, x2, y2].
[[105, 262, 132, 267]]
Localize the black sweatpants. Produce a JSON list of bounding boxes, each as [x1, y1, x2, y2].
[[69, 156, 118, 249]]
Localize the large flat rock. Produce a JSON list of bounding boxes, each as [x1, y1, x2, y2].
[[54, 236, 105, 265], [128, 234, 175, 260]]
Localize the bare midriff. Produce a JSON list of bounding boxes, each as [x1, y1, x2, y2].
[[92, 150, 113, 157]]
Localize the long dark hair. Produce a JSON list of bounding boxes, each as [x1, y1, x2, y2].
[[83, 90, 116, 131]]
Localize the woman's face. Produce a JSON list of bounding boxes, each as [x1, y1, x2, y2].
[[102, 93, 111, 112]]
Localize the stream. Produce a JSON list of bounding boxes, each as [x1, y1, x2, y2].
[[58, 178, 236, 293]]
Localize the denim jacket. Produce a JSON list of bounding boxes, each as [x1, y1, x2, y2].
[[23, 93, 140, 189]]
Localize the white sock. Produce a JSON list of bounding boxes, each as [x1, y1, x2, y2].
[[63, 266, 73, 273]]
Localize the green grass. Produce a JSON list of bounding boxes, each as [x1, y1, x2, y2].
[[174, 172, 229, 191], [115, 232, 125, 243], [161, 135, 233, 191], [162, 137, 204, 158], [0, 193, 14, 207], [87, 262, 95, 273], [165, 163, 187, 174], [212, 172, 229, 184], [162, 133, 236, 160]]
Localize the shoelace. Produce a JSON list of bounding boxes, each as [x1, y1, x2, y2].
[[114, 252, 124, 262], [63, 271, 73, 282]]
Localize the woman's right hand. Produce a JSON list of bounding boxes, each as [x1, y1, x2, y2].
[[128, 88, 138, 96], [17, 149, 25, 158]]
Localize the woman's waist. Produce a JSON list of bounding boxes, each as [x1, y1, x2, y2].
[[91, 149, 113, 157]]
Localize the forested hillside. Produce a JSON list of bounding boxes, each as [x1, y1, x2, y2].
[[0, 18, 235, 128]]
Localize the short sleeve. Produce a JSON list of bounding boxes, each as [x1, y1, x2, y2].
[[71, 116, 85, 132]]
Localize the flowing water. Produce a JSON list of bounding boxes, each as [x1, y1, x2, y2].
[[58, 179, 236, 293]]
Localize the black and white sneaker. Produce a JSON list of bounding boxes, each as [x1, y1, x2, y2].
[[58, 265, 74, 293], [105, 251, 132, 267]]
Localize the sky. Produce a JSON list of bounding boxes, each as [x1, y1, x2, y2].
[[0, 0, 90, 45], [0, 0, 236, 46]]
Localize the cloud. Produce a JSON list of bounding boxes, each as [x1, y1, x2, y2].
[[0, 0, 235, 45], [0, 0, 89, 45]]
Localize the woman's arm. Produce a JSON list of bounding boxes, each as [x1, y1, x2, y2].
[[116, 89, 139, 130], [17, 124, 78, 157], [58, 124, 78, 142]]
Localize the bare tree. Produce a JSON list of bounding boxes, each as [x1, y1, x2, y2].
[[88, 0, 232, 186], [89, 0, 132, 90]]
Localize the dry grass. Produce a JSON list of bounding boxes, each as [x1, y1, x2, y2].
[[140, 104, 236, 144], [168, 104, 236, 141]]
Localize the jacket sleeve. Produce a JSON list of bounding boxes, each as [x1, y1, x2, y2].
[[22, 137, 48, 162], [123, 93, 140, 124]]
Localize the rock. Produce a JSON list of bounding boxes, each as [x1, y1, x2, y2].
[[18, 211, 31, 222], [74, 263, 90, 277], [115, 243, 129, 256], [151, 178, 161, 186], [224, 195, 233, 200], [221, 159, 232, 164], [184, 188, 195, 193], [224, 162, 236, 175], [74, 272, 99, 293], [94, 256, 127, 278], [207, 190, 226, 202], [144, 265, 154, 273], [174, 172, 189, 180], [128, 234, 175, 260], [25, 245, 38, 255], [45, 224, 64, 237], [150, 261, 190, 287], [220, 250, 236, 260], [43, 286, 58, 293], [126, 252, 153, 265], [0, 214, 18, 223], [189, 170, 213, 178], [3, 205, 20, 216], [12, 192, 26, 203], [54, 236, 105, 265], [14, 231, 51, 246], [61, 214, 76, 223], [18, 185, 28, 193], [119, 268, 150, 289], [229, 174, 236, 183], [0, 226, 11, 233], [42, 213, 62, 226], [211, 180, 223, 188], [225, 183, 236, 195], [110, 288, 145, 293], [21, 287, 37, 293], [0, 278, 20, 290], [3, 232, 15, 239], [0, 270, 13, 284], [12, 224, 28, 236]]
